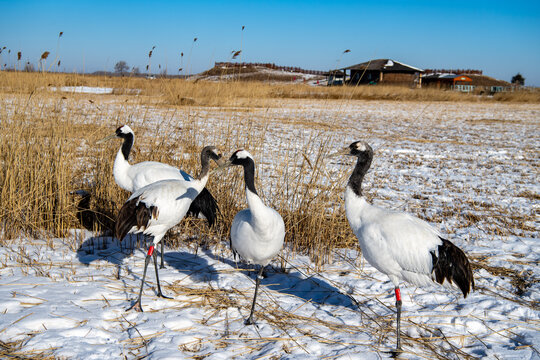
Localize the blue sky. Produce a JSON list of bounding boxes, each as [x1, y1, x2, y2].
[[1, 0, 539, 85]]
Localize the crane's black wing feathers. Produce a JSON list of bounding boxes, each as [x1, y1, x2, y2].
[[115, 197, 157, 241], [187, 187, 219, 227], [431, 237, 475, 298]]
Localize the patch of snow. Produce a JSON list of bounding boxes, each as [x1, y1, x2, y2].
[[49, 86, 141, 95], [51, 86, 114, 94]]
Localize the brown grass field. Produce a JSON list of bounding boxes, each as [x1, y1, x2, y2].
[[0, 70, 538, 265]]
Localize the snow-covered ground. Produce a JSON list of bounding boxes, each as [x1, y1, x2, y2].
[[0, 96, 539, 359], [49, 86, 141, 95], [50, 86, 114, 94]]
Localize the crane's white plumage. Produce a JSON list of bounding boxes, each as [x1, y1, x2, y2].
[[332, 140, 474, 353], [220, 149, 285, 325], [231, 191, 285, 267], [345, 186, 444, 288], [115, 159, 193, 193], [115, 146, 223, 312], [127, 178, 204, 243], [101, 125, 220, 268], [106, 125, 192, 193]]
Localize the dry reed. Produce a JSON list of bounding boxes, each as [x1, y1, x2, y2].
[[2, 71, 539, 104]]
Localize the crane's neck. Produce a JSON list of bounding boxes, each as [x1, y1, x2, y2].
[[113, 133, 134, 191], [195, 151, 212, 182], [190, 173, 209, 194], [242, 159, 258, 196], [347, 155, 372, 197], [120, 133, 134, 161], [242, 161, 271, 225], [344, 186, 370, 230], [186, 155, 210, 195]]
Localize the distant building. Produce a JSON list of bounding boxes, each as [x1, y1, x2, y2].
[[329, 59, 424, 87], [324, 70, 345, 86], [422, 70, 511, 93]]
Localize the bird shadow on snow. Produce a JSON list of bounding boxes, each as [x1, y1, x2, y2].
[[207, 251, 357, 310], [76, 235, 137, 275], [162, 251, 218, 282], [76, 234, 218, 282], [76, 235, 354, 309]]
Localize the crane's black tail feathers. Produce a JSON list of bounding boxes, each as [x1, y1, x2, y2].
[[431, 238, 475, 298], [187, 187, 219, 227], [229, 237, 238, 261], [115, 197, 156, 241]]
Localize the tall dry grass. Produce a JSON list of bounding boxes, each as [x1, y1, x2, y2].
[[2, 71, 539, 104], [0, 97, 80, 240], [0, 73, 354, 264], [160, 80, 540, 105]]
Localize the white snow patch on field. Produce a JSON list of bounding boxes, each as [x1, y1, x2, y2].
[[0, 234, 538, 359], [49, 86, 141, 95], [51, 86, 114, 94]]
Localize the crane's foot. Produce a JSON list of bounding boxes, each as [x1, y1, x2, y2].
[[127, 300, 143, 312], [157, 291, 172, 299], [244, 317, 256, 326], [387, 347, 403, 358]]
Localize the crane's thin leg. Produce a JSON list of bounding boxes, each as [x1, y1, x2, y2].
[[395, 287, 403, 353], [116, 237, 123, 279], [127, 246, 153, 312], [160, 240, 165, 269], [152, 247, 171, 299], [116, 263, 122, 280], [245, 266, 265, 325]]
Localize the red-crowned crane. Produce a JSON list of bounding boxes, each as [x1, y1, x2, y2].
[[218, 149, 285, 325], [330, 141, 474, 353], [99, 125, 219, 267], [115, 145, 224, 312]]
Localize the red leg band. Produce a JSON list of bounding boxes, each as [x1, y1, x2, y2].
[[395, 288, 401, 302], [147, 245, 155, 256]]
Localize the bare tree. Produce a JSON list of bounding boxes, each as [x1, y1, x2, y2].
[[114, 60, 129, 75], [511, 73, 525, 86]]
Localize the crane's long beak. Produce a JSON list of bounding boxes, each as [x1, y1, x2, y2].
[[211, 159, 232, 174], [215, 157, 228, 167], [326, 147, 351, 158], [96, 133, 117, 144]]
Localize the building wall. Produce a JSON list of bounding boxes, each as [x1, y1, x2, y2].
[[381, 73, 416, 86], [422, 79, 452, 89], [348, 70, 418, 86]]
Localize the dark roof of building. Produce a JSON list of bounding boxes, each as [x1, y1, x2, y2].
[[340, 59, 424, 73], [324, 70, 345, 76]]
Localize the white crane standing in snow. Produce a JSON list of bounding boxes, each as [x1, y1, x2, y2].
[[115, 146, 224, 312], [217, 149, 285, 325], [330, 141, 474, 353], [99, 125, 219, 267]]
